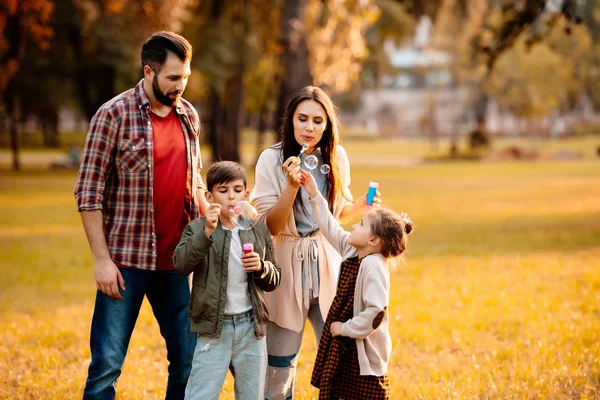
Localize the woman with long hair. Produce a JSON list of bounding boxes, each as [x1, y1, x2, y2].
[[251, 86, 380, 399]]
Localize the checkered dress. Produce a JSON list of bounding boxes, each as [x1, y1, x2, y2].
[[311, 257, 390, 399]]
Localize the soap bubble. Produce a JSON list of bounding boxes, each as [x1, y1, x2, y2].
[[304, 155, 318, 170], [229, 201, 259, 230], [320, 164, 330, 174]]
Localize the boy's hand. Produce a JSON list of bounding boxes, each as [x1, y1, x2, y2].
[[204, 203, 221, 237], [242, 251, 262, 273], [299, 169, 318, 198], [330, 321, 343, 337]]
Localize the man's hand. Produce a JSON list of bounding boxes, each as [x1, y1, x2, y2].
[[242, 251, 262, 273], [95, 259, 126, 300], [204, 203, 221, 237], [330, 321, 343, 337]]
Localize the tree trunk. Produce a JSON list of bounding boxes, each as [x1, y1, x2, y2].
[[4, 85, 21, 171], [207, 87, 222, 162], [41, 108, 60, 148], [9, 114, 20, 171], [584, 0, 598, 41], [77, 65, 117, 121], [275, 0, 313, 125], [474, 89, 489, 130], [69, 22, 117, 122], [42, 123, 60, 148], [255, 101, 269, 160], [210, 0, 247, 163], [222, 66, 245, 162]]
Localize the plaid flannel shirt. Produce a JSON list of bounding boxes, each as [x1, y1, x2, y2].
[[74, 80, 205, 270]]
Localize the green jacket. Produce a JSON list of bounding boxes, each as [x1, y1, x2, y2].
[[173, 217, 280, 339]]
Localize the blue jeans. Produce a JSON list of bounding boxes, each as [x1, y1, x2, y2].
[[184, 311, 267, 400], [83, 268, 196, 400]]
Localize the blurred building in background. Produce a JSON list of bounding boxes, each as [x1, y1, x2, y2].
[[341, 15, 600, 140]]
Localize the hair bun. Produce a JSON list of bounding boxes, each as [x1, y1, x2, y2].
[[399, 212, 413, 234]]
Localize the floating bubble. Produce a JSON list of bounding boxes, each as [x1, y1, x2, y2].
[[304, 155, 318, 170], [229, 201, 259, 230], [320, 164, 330, 174]]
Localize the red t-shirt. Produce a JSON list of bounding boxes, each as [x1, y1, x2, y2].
[[150, 109, 188, 271]]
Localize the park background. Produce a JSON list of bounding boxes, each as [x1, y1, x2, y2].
[[1, 0, 599, 399]]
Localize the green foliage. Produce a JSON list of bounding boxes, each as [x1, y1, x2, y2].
[[486, 17, 592, 117], [361, 0, 415, 89]]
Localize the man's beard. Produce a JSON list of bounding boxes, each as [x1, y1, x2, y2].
[[152, 75, 181, 107]]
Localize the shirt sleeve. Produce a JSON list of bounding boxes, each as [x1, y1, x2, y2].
[[188, 106, 206, 192], [250, 150, 281, 222], [196, 139, 206, 192], [74, 107, 119, 211], [308, 192, 355, 258], [252, 226, 281, 292]]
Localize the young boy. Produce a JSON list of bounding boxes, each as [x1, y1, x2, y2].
[[173, 161, 280, 400]]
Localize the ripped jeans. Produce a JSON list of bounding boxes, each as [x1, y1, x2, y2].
[[185, 311, 267, 400], [264, 298, 324, 400]]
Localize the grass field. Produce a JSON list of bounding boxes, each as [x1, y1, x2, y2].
[[1, 141, 599, 398]]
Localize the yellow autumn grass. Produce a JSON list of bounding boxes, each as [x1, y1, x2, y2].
[[1, 153, 599, 399]]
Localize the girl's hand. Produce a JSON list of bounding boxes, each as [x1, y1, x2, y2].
[[330, 321, 343, 337], [299, 169, 318, 198], [242, 251, 262, 273], [282, 156, 302, 188]]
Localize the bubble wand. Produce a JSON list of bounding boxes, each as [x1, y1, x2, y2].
[[297, 143, 309, 159]]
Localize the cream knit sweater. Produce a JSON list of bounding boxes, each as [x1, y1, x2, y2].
[[250, 144, 353, 333]]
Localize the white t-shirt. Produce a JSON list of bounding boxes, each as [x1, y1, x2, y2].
[[223, 227, 253, 315]]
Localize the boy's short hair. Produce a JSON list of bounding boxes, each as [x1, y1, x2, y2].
[[206, 161, 247, 192]]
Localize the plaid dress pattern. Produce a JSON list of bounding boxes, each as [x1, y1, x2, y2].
[[311, 256, 390, 399]]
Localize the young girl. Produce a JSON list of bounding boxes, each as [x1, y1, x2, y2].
[[250, 86, 378, 398], [300, 169, 412, 400]]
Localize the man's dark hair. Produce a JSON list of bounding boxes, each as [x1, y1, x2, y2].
[[141, 31, 192, 73], [206, 161, 247, 192]]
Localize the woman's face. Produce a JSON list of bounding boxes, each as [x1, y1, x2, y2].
[[292, 99, 328, 154]]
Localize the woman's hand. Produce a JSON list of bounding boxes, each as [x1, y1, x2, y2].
[[353, 190, 382, 214], [282, 156, 303, 188]]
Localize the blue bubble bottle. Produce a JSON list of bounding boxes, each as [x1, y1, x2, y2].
[[366, 182, 378, 206]]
